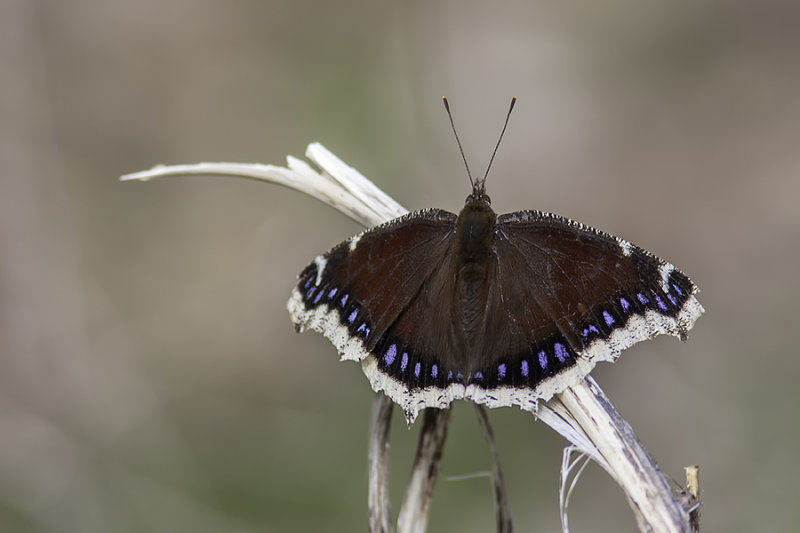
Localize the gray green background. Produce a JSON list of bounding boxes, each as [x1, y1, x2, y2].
[[2, 1, 799, 532]]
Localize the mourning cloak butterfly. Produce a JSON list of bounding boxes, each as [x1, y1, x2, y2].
[[287, 101, 703, 423]]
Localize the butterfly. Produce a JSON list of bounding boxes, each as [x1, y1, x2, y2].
[[287, 98, 703, 423]]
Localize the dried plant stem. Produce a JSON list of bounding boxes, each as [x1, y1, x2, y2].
[[369, 394, 394, 533], [122, 144, 697, 533], [371, 404, 513, 533], [396, 407, 452, 533], [558, 447, 592, 533], [685, 465, 701, 532], [554, 377, 692, 533], [474, 405, 514, 533]]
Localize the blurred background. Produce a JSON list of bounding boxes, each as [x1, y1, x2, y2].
[[2, 1, 799, 532]]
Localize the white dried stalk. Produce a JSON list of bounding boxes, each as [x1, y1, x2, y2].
[[368, 394, 394, 533], [121, 143, 406, 227], [397, 408, 451, 533], [555, 377, 692, 532], [473, 405, 514, 533], [684, 465, 701, 532], [122, 144, 695, 532], [559, 446, 592, 533]]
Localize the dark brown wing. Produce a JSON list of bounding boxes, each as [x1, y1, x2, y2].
[[467, 210, 703, 397], [288, 207, 458, 356]]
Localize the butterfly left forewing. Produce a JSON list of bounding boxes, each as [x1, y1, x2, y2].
[[288, 208, 458, 363]]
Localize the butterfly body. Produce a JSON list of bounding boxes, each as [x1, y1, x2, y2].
[[288, 182, 703, 423], [452, 194, 497, 369]]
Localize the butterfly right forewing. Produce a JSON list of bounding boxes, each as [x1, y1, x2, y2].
[[493, 210, 702, 368]]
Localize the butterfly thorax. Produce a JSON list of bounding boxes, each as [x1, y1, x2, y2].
[[452, 195, 497, 364]]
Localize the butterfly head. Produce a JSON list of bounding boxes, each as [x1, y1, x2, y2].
[[465, 186, 491, 208]]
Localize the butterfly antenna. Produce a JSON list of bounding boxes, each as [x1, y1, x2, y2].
[[479, 96, 517, 190], [443, 97, 476, 192]]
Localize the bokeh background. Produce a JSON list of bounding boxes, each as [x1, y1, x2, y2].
[[2, 1, 799, 532]]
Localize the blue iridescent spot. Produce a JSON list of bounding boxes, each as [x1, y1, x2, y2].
[[304, 277, 314, 289], [431, 364, 438, 378], [384, 344, 397, 365], [339, 294, 349, 307], [667, 293, 678, 306], [521, 360, 529, 377], [620, 297, 631, 312], [414, 362, 421, 378], [497, 363, 507, 379], [582, 324, 600, 338], [357, 323, 370, 338], [603, 310, 615, 327], [313, 289, 324, 304], [456, 372, 464, 382], [672, 283, 684, 296], [364, 327, 371, 338], [655, 296, 668, 311], [554, 343, 569, 363], [347, 309, 358, 323], [447, 370, 454, 381], [327, 287, 338, 300], [538, 350, 548, 369], [305, 286, 316, 300], [637, 292, 650, 305], [474, 371, 484, 381], [400, 352, 409, 372]]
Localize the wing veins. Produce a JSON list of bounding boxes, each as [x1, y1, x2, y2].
[[497, 231, 590, 350]]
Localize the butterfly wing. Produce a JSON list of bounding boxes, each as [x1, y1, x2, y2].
[[471, 210, 704, 406], [287, 208, 461, 396]]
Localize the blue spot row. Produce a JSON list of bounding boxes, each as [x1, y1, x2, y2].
[[298, 269, 346, 310], [578, 271, 693, 347], [296, 268, 380, 345], [374, 330, 582, 392]]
